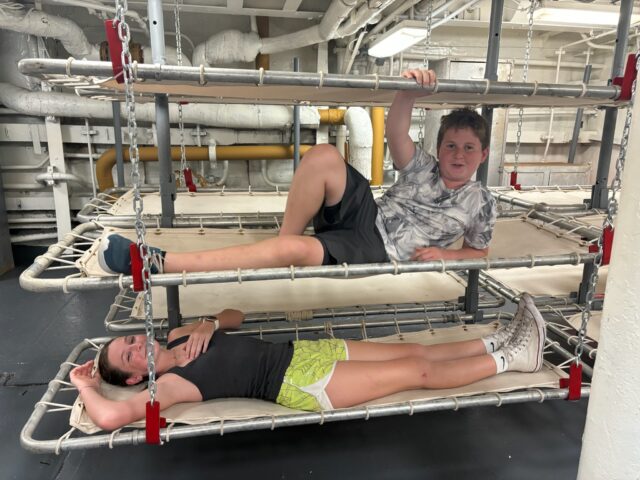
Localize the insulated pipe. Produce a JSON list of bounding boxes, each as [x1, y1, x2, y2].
[[344, 107, 373, 180], [370, 107, 385, 186], [96, 145, 313, 191], [0, 83, 321, 128], [0, 8, 99, 59]]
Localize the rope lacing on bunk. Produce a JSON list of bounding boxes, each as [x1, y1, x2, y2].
[[512, 0, 536, 185], [115, 0, 162, 442]]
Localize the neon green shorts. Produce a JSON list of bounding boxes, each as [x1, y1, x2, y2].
[[275, 339, 348, 412]]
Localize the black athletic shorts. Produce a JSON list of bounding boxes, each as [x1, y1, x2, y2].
[[312, 163, 389, 265]]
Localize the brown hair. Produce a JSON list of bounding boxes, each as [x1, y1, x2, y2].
[[98, 339, 135, 387], [436, 108, 489, 151]]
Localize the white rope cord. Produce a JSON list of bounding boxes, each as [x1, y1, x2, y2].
[[55, 427, 76, 455], [36, 401, 74, 412], [108, 428, 123, 449]]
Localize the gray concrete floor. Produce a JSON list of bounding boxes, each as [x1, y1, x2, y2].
[[1, 253, 588, 479]]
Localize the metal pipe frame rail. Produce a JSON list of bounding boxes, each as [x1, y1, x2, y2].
[[17, 58, 624, 108], [20, 324, 590, 454], [102, 286, 507, 333], [491, 188, 594, 214], [19, 222, 598, 293], [76, 187, 292, 228]]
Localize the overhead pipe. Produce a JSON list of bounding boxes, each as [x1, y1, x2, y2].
[[193, 0, 396, 64], [96, 145, 313, 191], [0, 83, 321, 128], [0, 8, 99, 59]]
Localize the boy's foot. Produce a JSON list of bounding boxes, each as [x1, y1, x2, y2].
[[98, 234, 164, 275], [500, 293, 546, 373], [481, 294, 528, 353]]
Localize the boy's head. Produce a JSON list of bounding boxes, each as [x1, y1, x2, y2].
[[436, 108, 490, 189], [436, 108, 489, 151]]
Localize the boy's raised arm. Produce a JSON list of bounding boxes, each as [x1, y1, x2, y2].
[[386, 69, 436, 170]]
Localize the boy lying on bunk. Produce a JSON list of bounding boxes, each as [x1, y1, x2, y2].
[[98, 68, 497, 276], [70, 295, 544, 431]]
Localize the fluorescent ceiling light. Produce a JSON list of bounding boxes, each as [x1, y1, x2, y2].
[[368, 20, 427, 58], [533, 7, 640, 27]]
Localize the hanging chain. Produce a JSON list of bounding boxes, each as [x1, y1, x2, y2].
[[575, 52, 640, 362], [115, 0, 157, 404], [417, 0, 434, 149], [513, 0, 536, 174], [174, 0, 188, 184]]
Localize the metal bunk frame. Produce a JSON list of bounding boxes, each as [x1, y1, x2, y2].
[[18, 0, 634, 452], [491, 185, 595, 213], [17, 58, 625, 109], [102, 278, 506, 333], [18, 221, 598, 293], [20, 309, 591, 454]]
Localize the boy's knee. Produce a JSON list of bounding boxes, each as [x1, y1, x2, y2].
[[302, 144, 344, 168], [275, 236, 319, 266]]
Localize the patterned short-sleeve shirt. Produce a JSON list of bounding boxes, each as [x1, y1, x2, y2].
[[375, 147, 497, 261]]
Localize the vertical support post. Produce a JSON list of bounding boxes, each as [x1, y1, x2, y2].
[[589, 0, 633, 209], [149, 0, 180, 329], [44, 116, 72, 240], [465, 0, 503, 320], [0, 175, 14, 275], [568, 64, 592, 164], [577, 64, 640, 479], [293, 57, 301, 171], [112, 101, 125, 188]]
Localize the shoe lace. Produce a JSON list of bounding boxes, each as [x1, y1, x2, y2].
[[505, 321, 532, 362]]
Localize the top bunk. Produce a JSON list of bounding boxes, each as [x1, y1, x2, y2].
[[17, 58, 628, 109]]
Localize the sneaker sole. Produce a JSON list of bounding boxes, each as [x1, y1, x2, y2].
[[97, 235, 118, 275]]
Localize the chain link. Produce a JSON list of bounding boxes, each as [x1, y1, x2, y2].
[[575, 52, 639, 362], [417, 0, 433, 149], [174, 0, 188, 182], [513, 0, 536, 174], [115, 0, 157, 404]]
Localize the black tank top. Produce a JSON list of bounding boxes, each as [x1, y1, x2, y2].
[[166, 332, 294, 402]]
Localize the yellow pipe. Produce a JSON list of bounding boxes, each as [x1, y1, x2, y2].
[[319, 109, 346, 125], [96, 145, 312, 191], [370, 107, 385, 186]]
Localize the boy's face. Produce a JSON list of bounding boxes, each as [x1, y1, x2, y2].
[[437, 127, 489, 189]]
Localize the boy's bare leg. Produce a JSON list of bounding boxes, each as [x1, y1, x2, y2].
[[345, 338, 487, 363], [326, 355, 497, 408], [279, 144, 348, 236], [163, 234, 325, 272]]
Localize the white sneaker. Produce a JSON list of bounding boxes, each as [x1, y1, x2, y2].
[[482, 294, 527, 353], [502, 293, 546, 373]]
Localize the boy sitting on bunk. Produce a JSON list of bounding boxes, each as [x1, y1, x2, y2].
[[98, 68, 497, 275]]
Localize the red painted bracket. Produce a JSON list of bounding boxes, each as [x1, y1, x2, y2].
[[104, 20, 125, 83], [130, 242, 144, 292], [183, 168, 197, 192], [145, 401, 167, 445], [510, 171, 521, 190], [612, 53, 638, 101], [588, 225, 614, 266], [559, 362, 583, 401]]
